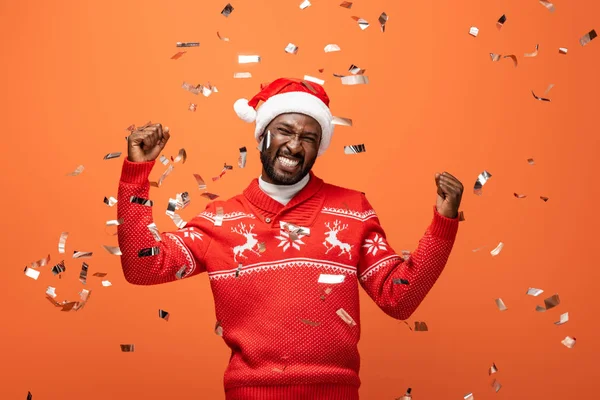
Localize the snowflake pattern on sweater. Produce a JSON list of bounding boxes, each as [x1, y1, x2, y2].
[[117, 159, 459, 399]]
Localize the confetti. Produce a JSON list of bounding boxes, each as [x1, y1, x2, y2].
[[175, 265, 187, 279], [469, 26, 479, 37], [235, 263, 242, 278], [104, 196, 118, 207], [238, 55, 261, 64], [332, 116, 352, 126], [103, 152, 121, 160], [93, 272, 107, 277], [559, 47, 568, 54], [524, 44, 539, 57], [539, 0, 555, 12], [29, 254, 51, 268], [27, 392, 32, 400], [489, 53, 501, 62], [491, 379, 502, 392], [336, 308, 356, 326], [193, 174, 207, 190], [212, 163, 233, 181], [532, 90, 551, 102], [73, 251, 92, 259], [503, 54, 518, 67], [299, 0, 311, 9], [318, 274, 345, 284], [130, 196, 153, 206], [215, 321, 224, 336], [579, 29, 597, 46], [147, 222, 162, 241], [103, 245, 122, 256], [489, 362, 498, 375], [527, 158, 535, 165], [215, 206, 224, 227], [171, 51, 186, 60], [300, 318, 321, 327], [159, 309, 170, 321], [285, 43, 299, 54], [348, 64, 365, 75], [490, 242, 504, 256], [138, 247, 160, 257], [234, 72, 252, 79], [324, 44, 341, 53], [351, 16, 369, 30], [172, 148, 187, 164], [544, 294, 561, 310], [344, 144, 366, 154], [464, 393, 474, 400], [514, 193, 526, 198], [47, 286, 58, 298], [217, 32, 230, 41], [67, 165, 84, 176], [395, 388, 412, 400], [561, 336, 576, 348], [221, 3, 233, 17], [79, 262, 89, 284], [544, 84, 555, 95], [414, 321, 428, 331], [458, 211, 465, 221], [258, 242, 266, 253], [181, 82, 202, 95], [496, 14, 506, 30], [150, 164, 174, 188], [304, 75, 325, 85], [188, 103, 197, 112], [555, 312, 569, 325], [527, 287, 544, 296], [495, 298, 507, 311], [393, 278, 409, 285], [176, 42, 199, 47], [238, 147, 247, 168], [540, 196, 549, 202], [301, 80, 318, 94], [378, 12, 388, 32], [102, 280, 112, 287], [340, 1, 352, 8], [474, 170, 492, 195], [51, 260, 66, 276], [341, 75, 369, 85], [176, 192, 190, 209], [24, 267, 40, 280], [120, 344, 135, 352], [201, 193, 220, 200], [106, 218, 124, 227]]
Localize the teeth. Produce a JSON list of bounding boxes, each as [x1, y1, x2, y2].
[[278, 156, 299, 167]]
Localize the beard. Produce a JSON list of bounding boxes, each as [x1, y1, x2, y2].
[[260, 147, 315, 185]]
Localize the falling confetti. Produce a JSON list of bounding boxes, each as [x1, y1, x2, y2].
[[489, 362, 498, 375], [469, 27, 479, 37], [138, 247, 160, 257], [238, 55, 261, 64], [544, 83, 555, 95], [532, 90, 551, 102], [514, 193, 526, 198], [324, 44, 341, 53], [540, 196, 549, 202], [130, 196, 153, 206], [340, 1, 352, 8], [318, 274, 345, 284], [495, 298, 507, 311], [539, 0, 555, 12], [24, 267, 40, 280], [103, 245, 122, 256], [188, 103, 197, 112], [299, 0, 311, 9], [201, 193, 219, 200], [193, 174, 207, 190], [238, 147, 247, 168], [527, 287, 544, 296], [215, 321, 223, 336], [559, 47, 568, 54], [473, 170, 492, 195], [212, 163, 233, 181], [351, 16, 369, 30], [102, 280, 112, 287], [150, 164, 175, 188], [217, 32, 230, 41], [79, 262, 89, 284], [176, 42, 199, 47], [103, 152, 121, 160], [503, 54, 518, 67], [348, 64, 365, 75], [304, 75, 324, 85], [221, 3, 233, 17], [561, 336, 576, 348], [378, 12, 388, 32], [285, 43, 299, 54], [464, 394, 474, 400], [489, 53, 501, 62], [496, 14, 506, 30], [233, 72, 252, 79], [51, 260, 66, 276], [29, 254, 51, 268], [93, 272, 107, 277], [341, 75, 369, 85], [175, 265, 187, 280], [171, 51, 186, 60], [579, 29, 597, 46], [527, 158, 535, 165], [120, 344, 135, 352], [67, 165, 84, 176], [73, 251, 92, 259], [214, 206, 224, 227], [414, 321, 428, 331], [104, 196, 117, 206], [490, 242, 504, 256], [491, 379, 502, 392], [555, 312, 569, 325], [159, 309, 170, 321], [332, 116, 352, 126], [171, 148, 187, 164], [344, 144, 366, 154], [524, 44, 539, 57], [337, 308, 356, 326]]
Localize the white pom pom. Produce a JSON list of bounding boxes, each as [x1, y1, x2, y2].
[[233, 98, 257, 123]]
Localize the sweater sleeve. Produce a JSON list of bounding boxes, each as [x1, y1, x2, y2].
[[117, 159, 214, 286], [357, 194, 459, 320]]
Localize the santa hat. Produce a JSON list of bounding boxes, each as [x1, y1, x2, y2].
[[233, 78, 334, 156]]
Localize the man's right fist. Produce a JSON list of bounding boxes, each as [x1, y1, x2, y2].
[[127, 123, 171, 162]]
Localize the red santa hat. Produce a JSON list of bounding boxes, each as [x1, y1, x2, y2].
[[233, 78, 334, 156]]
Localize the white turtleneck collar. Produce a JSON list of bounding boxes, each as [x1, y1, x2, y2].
[[258, 173, 310, 205]]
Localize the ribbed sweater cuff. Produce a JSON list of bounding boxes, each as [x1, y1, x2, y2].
[[429, 205, 460, 240], [225, 384, 359, 400], [120, 159, 155, 185]]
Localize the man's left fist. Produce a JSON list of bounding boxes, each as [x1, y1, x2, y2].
[[434, 172, 464, 219]]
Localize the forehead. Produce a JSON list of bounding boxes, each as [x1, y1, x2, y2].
[[272, 113, 322, 133]]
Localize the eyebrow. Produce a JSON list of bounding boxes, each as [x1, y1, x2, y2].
[[279, 122, 319, 137]]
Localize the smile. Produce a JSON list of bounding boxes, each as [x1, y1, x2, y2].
[[277, 156, 300, 169]]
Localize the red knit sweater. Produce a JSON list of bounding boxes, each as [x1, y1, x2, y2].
[[117, 159, 459, 400]]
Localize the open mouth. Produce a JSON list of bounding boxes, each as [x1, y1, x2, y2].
[[276, 155, 301, 172]]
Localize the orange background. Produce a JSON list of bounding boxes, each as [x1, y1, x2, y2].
[[1, 0, 599, 398]]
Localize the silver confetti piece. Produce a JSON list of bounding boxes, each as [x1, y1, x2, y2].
[[150, 164, 174, 188], [104, 196, 118, 207], [555, 312, 569, 325], [182, 82, 202, 95], [215, 321, 224, 336], [473, 170, 492, 195], [159, 309, 170, 321], [539, 0, 555, 12], [46, 286, 57, 298], [147, 223, 162, 241], [214, 206, 224, 226], [351, 16, 369, 30], [495, 298, 507, 311], [490, 242, 504, 256], [169, 213, 187, 229], [344, 144, 366, 154], [106, 218, 124, 227], [490, 53, 501, 62], [579, 29, 597, 46], [414, 321, 428, 331], [67, 165, 84, 176], [233, 72, 252, 79], [378, 12, 388, 32], [464, 393, 474, 400], [176, 42, 199, 47], [103, 245, 122, 256], [340, 1, 352, 8], [217, 31, 230, 41], [285, 43, 299, 54], [299, 0, 311, 9], [489, 362, 498, 375], [559, 47, 568, 54], [527, 287, 544, 296], [193, 174, 207, 190], [79, 262, 89, 284], [469, 27, 479, 37], [201, 193, 219, 200], [561, 336, 576, 348], [24, 267, 40, 280], [324, 44, 341, 53], [102, 280, 112, 286], [341, 75, 369, 85], [332, 116, 352, 126], [93, 272, 107, 277], [73, 251, 92, 259], [176, 192, 191, 209], [491, 379, 502, 392], [221, 3, 233, 17], [172, 148, 187, 164], [524, 44, 539, 57], [532, 90, 551, 102], [527, 158, 535, 165], [496, 14, 506, 29], [336, 308, 356, 326], [544, 84, 555, 95], [120, 344, 135, 352], [103, 152, 122, 160], [348, 64, 365, 75], [51, 260, 66, 275], [175, 265, 187, 279], [29, 254, 51, 268], [130, 196, 153, 207], [188, 103, 197, 112], [138, 247, 160, 257], [304, 75, 325, 85], [514, 193, 526, 198], [238, 55, 261, 64], [238, 147, 247, 168], [318, 274, 345, 284]]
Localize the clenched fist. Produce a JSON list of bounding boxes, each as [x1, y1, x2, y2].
[[434, 171, 464, 219], [127, 123, 171, 162]]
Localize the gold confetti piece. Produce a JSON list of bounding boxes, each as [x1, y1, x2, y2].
[[348, 64, 365, 75], [524, 44, 539, 57], [193, 174, 207, 190], [378, 12, 388, 32], [579, 29, 597, 46], [469, 26, 479, 37], [332, 116, 352, 126], [103, 245, 122, 256], [514, 193, 526, 198], [79, 262, 89, 284], [304, 75, 325, 85], [544, 83, 554, 95], [539, 0, 555, 12], [104, 196, 118, 206], [147, 222, 161, 241], [491, 379, 502, 392], [495, 298, 507, 311], [150, 164, 174, 188], [51, 260, 66, 276], [318, 274, 345, 284], [300, 80, 318, 95], [171, 148, 187, 164], [300, 318, 321, 327], [299, 0, 311, 9], [214, 206, 224, 227], [489, 53, 501, 62], [544, 294, 560, 309], [215, 321, 223, 336], [238, 55, 261, 64], [490, 242, 504, 256], [46, 286, 57, 298], [464, 394, 474, 400], [540, 196, 549, 202], [175, 265, 187, 279], [120, 344, 135, 352], [234, 72, 252, 79], [474, 170, 492, 195], [324, 44, 341, 53], [101, 280, 112, 287], [341, 75, 369, 85], [340, 1, 352, 8], [559, 47, 568, 54], [336, 308, 356, 326], [527, 287, 544, 296], [285, 43, 299, 54], [458, 211, 465, 221], [93, 272, 107, 277], [73, 251, 92, 259], [532, 90, 551, 102], [527, 158, 535, 165], [24, 267, 40, 280], [351, 16, 370, 30], [503, 54, 518, 67], [29, 254, 51, 268], [489, 362, 498, 375], [188, 103, 197, 112], [561, 336, 576, 348], [106, 218, 124, 227], [496, 14, 506, 30], [171, 51, 186, 60], [138, 247, 160, 257], [201, 193, 219, 200], [158, 309, 169, 321], [103, 152, 121, 160], [414, 321, 428, 331], [176, 192, 190, 209], [238, 147, 247, 168], [555, 312, 569, 325], [176, 42, 199, 47], [217, 31, 230, 41], [67, 165, 84, 176], [344, 144, 366, 154]]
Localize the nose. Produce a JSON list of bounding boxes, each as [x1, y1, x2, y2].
[[285, 135, 303, 155]]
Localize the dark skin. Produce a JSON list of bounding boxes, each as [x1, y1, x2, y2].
[[260, 113, 322, 185]]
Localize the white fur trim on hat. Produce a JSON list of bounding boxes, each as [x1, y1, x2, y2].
[[233, 98, 258, 123], [254, 91, 334, 157]]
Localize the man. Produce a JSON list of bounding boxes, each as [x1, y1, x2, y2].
[[117, 77, 464, 400]]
